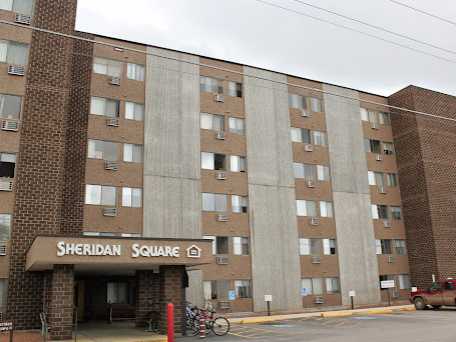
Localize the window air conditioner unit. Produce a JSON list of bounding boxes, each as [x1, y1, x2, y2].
[[314, 296, 324, 304], [388, 255, 395, 263], [15, 13, 32, 25], [1, 120, 19, 132], [105, 161, 119, 171], [371, 122, 379, 130], [301, 109, 311, 118], [311, 256, 321, 264], [8, 64, 25, 76], [215, 256, 229, 265], [0, 179, 13, 192], [216, 214, 229, 222], [383, 220, 392, 228], [0, 242, 7, 256], [106, 118, 119, 127], [103, 207, 117, 217], [216, 131, 225, 140], [304, 144, 314, 152], [378, 186, 386, 194], [307, 180, 316, 188], [214, 94, 225, 103], [216, 172, 226, 180], [375, 154, 382, 161], [309, 217, 320, 226], [109, 77, 121, 86]]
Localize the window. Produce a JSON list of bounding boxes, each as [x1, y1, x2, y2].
[[398, 274, 411, 290], [391, 206, 402, 220], [293, 163, 316, 180], [290, 128, 311, 144], [320, 201, 333, 218], [325, 278, 340, 294], [230, 156, 247, 172], [228, 81, 242, 97], [323, 239, 336, 255], [317, 165, 330, 181], [228, 117, 244, 135], [301, 278, 312, 296], [125, 102, 144, 121], [232, 195, 248, 213], [383, 142, 395, 155], [123, 144, 143, 163], [364, 139, 381, 154], [85, 185, 116, 206], [235, 280, 251, 298], [87, 140, 117, 161], [379, 112, 391, 126], [289, 94, 307, 110], [200, 76, 222, 94], [215, 236, 229, 255], [360, 108, 369, 121], [122, 187, 142, 208], [0, 153, 16, 178], [310, 98, 322, 112], [0, 214, 11, 242], [233, 237, 249, 255], [201, 152, 226, 171], [202, 193, 227, 212], [207, 280, 229, 300], [90, 97, 120, 117], [296, 200, 316, 217], [372, 204, 388, 220], [368, 171, 376, 186], [200, 113, 224, 132], [375, 240, 382, 255], [393, 240, 407, 255], [0, 94, 21, 120], [312, 278, 323, 295], [93, 57, 122, 78], [0, 0, 34, 15], [0, 40, 28, 65], [380, 239, 392, 254], [107, 282, 129, 304], [386, 173, 398, 187], [312, 131, 327, 146], [299, 238, 319, 256], [127, 63, 145, 81]]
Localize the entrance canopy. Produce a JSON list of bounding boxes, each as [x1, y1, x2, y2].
[[26, 235, 212, 271]]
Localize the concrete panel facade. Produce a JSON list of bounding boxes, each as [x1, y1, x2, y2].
[[143, 48, 201, 239], [323, 84, 381, 305], [243, 67, 301, 311]]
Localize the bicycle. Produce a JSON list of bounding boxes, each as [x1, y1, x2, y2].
[[185, 304, 230, 336]]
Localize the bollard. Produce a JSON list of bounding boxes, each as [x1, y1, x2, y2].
[[167, 303, 174, 342], [199, 312, 206, 339]]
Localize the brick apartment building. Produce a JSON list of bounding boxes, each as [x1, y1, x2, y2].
[[0, 0, 454, 340]]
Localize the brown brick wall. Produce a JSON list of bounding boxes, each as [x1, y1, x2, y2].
[[389, 86, 456, 288], [7, 0, 92, 329], [159, 266, 186, 335], [135, 271, 160, 327]]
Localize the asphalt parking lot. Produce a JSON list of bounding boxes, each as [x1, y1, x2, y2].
[[184, 309, 456, 342]]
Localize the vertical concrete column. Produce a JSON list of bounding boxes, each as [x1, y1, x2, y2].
[[159, 266, 186, 335], [323, 84, 381, 305], [135, 271, 160, 327], [243, 67, 302, 312], [48, 265, 74, 341]]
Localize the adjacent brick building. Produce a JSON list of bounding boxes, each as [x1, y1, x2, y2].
[[0, 0, 453, 340]]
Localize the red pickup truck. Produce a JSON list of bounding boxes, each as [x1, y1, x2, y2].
[[410, 279, 456, 310]]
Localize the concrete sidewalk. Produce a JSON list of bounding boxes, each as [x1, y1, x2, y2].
[[229, 304, 415, 324]]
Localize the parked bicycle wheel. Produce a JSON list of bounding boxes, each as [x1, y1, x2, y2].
[[186, 316, 200, 336], [211, 316, 230, 336]]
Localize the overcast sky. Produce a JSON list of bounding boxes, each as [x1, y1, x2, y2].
[[76, 0, 456, 97]]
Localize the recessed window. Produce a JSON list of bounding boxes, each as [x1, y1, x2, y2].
[[85, 184, 116, 206], [364, 139, 381, 154], [383, 142, 395, 155], [323, 239, 336, 255], [0, 153, 16, 178], [376, 239, 392, 255], [122, 187, 142, 208], [127, 63, 145, 81], [202, 193, 227, 212], [0, 94, 21, 120], [0, 214, 11, 242], [200, 113, 224, 132], [123, 144, 143, 163], [201, 152, 226, 171], [325, 278, 340, 294], [233, 237, 249, 255], [290, 127, 311, 144], [125, 102, 144, 121], [228, 117, 245, 135], [301, 278, 323, 295], [0, 0, 34, 15], [398, 274, 411, 290], [234, 280, 251, 298], [90, 97, 120, 117], [205, 280, 229, 300], [299, 238, 319, 256], [320, 201, 333, 218], [391, 206, 402, 220], [386, 173, 398, 187], [107, 282, 130, 304], [232, 195, 248, 213], [228, 81, 242, 97], [230, 156, 247, 172], [289, 94, 322, 113], [296, 200, 317, 217], [215, 236, 229, 255], [93, 57, 122, 78], [393, 239, 407, 255], [87, 140, 117, 161], [371, 204, 388, 220], [200, 76, 222, 94], [0, 40, 29, 65]]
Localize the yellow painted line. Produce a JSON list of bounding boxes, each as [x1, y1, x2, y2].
[[321, 310, 353, 318]]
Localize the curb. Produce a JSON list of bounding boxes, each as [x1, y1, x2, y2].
[[231, 305, 415, 324]]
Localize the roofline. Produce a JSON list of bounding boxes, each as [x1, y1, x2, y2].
[[77, 30, 390, 99]]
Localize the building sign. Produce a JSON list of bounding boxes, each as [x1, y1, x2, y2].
[[56, 241, 200, 259], [381, 280, 396, 289], [0, 321, 13, 332]]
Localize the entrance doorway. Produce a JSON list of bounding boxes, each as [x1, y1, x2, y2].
[[75, 275, 136, 323]]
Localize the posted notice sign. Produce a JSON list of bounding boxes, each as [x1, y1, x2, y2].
[[381, 280, 395, 289], [0, 321, 13, 331]]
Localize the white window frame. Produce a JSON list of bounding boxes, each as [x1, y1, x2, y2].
[[121, 187, 142, 208]]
